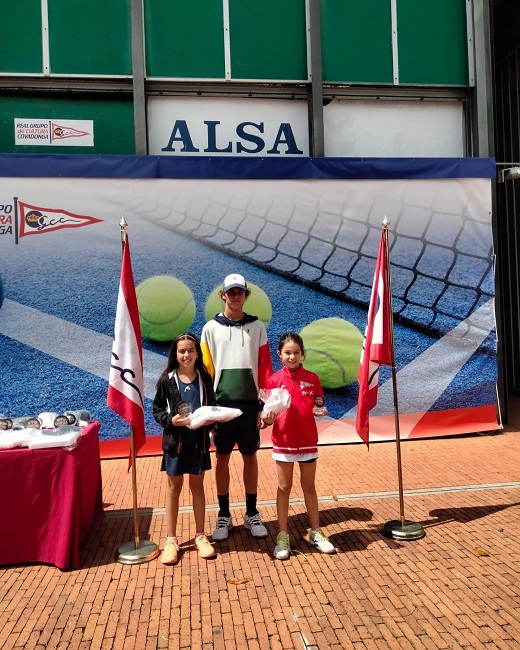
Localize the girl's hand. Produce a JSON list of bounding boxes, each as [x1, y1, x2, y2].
[[260, 411, 275, 427], [171, 413, 191, 426]]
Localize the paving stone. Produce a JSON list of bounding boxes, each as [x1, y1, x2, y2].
[[3, 403, 520, 649]]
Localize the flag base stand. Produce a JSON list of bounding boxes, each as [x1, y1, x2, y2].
[[117, 540, 161, 565], [382, 520, 426, 541]]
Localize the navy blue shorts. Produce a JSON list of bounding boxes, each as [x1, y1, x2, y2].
[[213, 403, 260, 456]]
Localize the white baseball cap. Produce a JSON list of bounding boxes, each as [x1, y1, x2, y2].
[[223, 273, 248, 292]]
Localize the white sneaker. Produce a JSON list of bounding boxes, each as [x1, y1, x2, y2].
[[243, 513, 268, 538], [212, 516, 233, 541], [273, 531, 291, 560], [309, 528, 336, 554]]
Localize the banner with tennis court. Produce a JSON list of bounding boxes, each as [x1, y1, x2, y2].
[[0, 155, 498, 447]]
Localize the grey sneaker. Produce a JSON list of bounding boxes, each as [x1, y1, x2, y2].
[[273, 531, 291, 560], [309, 528, 336, 554], [243, 513, 268, 538], [212, 516, 233, 541]]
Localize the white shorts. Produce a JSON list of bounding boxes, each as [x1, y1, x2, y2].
[[272, 451, 318, 463]]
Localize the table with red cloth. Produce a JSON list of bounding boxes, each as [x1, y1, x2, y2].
[[0, 421, 104, 570]]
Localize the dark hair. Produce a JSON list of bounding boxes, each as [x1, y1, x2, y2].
[[156, 333, 208, 387], [219, 287, 251, 299], [277, 331, 305, 355]]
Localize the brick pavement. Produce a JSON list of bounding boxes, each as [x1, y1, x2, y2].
[[2, 404, 520, 649]]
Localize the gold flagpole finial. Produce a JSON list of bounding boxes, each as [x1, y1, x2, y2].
[[120, 215, 128, 241], [382, 215, 390, 228]]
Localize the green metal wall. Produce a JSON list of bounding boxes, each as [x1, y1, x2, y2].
[[48, 0, 132, 75], [0, 0, 471, 155], [322, 0, 468, 85], [1, 0, 469, 84], [144, 0, 225, 78], [0, 0, 43, 73], [0, 96, 135, 154], [397, 0, 468, 85], [0, 0, 131, 75]]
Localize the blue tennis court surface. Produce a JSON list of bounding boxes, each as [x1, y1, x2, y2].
[[0, 216, 496, 441]]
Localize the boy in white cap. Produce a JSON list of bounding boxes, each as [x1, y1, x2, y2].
[[201, 273, 273, 540]]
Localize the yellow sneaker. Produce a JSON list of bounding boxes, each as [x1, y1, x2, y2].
[[273, 531, 291, 560], [195, 533, 216, 559], [160, 537, 180, 564]]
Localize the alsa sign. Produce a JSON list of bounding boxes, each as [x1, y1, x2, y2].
[[148, 97, 309, 156], [160, 120, 305, 155]]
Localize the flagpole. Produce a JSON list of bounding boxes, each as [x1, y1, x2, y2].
[[381, 216, 425, 542], [116, 216, 160, 564]]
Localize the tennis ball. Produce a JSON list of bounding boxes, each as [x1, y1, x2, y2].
[[136, 275, 195, 342], [300, 317, 363, 389], [205, 281, 272, 328]]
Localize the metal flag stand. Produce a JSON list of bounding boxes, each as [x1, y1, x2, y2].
[[381, 217, 426, 542], [116, 216, 160, 564]]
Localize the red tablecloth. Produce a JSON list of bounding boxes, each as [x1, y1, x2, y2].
[[0, 421, 104, 570]]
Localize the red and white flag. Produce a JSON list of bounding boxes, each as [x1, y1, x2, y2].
[[107, 236, 146, 467], [356, 229, 392, 447]]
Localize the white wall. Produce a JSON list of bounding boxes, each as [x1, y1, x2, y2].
[[324, 100, 465, 157]]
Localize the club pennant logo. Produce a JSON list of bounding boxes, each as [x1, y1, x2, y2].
[[16, 198, 102, 242], [51, 122, 89, 141]]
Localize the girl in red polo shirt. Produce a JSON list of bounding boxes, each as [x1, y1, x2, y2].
[[263, 332, 336, 560]]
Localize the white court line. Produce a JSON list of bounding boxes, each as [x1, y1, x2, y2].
[[0, 299, 166, 400], [1, 298, 495, 418], [344, 298, 496, 426]]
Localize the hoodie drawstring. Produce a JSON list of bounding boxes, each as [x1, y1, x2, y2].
[[226, 323, 245, 347]]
